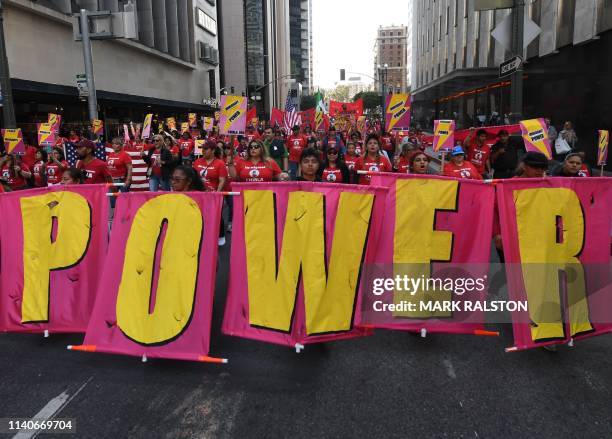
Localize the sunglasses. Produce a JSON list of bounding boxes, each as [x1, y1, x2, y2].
[[327, 150, 338, 155], [248, 145, 261, 150]]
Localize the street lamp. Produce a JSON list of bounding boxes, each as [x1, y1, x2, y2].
[[377, 63, 389, 130], [0, 0, 16, 128]]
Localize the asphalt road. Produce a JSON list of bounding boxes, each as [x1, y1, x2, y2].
[[1, 235, 611, 438]]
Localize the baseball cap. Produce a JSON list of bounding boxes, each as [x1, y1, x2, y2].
[[522, 151, 548, 169], [451, 146, 465, 156]]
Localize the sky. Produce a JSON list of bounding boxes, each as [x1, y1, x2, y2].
[[312, 0, 410, 90]]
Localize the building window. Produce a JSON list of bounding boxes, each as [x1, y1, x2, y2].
[[197, 8, 217, 35], [209, 70, 216, 98]]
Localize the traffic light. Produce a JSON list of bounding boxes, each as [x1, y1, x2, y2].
[[340, 69, 345, 81]]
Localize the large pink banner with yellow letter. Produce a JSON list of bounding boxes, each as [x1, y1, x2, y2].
[[222, 182, 388, 348], [0, 185, 109, 333], [497, 178, 612, 351], [364, 174, 495, 335], [76, 192, 225, 362]]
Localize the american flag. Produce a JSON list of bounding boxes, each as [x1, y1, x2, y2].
[[64, 141, 107, 166], [105, 143, 150, 191], [283, 89, 302, 133]]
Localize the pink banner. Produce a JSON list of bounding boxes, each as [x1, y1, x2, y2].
[[222, 182, 388, 347], [497, 178, 612, 351], [0, 185, 109, 333], [77, 192, 225, 362], [364, 174, 495, 335]]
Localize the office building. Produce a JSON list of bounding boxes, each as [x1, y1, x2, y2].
[[3, 0, 221, 135], [218, 0, 294, 116], [411, 0, 612, 162], [289, 0, 312, 95], [373, 25, 409, 94]]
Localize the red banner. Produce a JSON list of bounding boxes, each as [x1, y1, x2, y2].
[[0, 186, 109, 333], [422, 124, 521, 146], [270, 108, 284, 128], [329, 99, 364, 117], [78, 192, 225, 362], [497, 178, 612, 351], [246, 106, 257, 127], [300, 108, 316, 130]]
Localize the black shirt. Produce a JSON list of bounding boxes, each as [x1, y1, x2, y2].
[[490, 138, 525, 179]]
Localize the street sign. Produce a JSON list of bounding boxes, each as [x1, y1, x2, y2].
[[474, 0, 513, 11], [499, 56, 523, 78], [491, 13, 542, 50], [76, 73, 88, 97]]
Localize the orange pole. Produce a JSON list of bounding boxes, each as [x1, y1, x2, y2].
[[473, 329, 500, 337], [198, 355, 228, 364], [67, 344, 97, 352]]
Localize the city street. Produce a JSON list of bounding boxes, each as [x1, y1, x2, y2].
[[1, 238, 611, 439]]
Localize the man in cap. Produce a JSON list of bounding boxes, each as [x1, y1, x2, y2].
[[76, 139, 112, 184]]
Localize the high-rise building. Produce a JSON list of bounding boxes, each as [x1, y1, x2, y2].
[[3, 0, 221, 131], [289, 0, 313, 95], [373, 25, 409, 94], [218, 0, 293, 116], [410, 0, 612, 162]]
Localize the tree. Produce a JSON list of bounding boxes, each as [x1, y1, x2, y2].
[[300, 94, 316, 110], [328, 85, 350, 103], [354, 91, 382, 112]]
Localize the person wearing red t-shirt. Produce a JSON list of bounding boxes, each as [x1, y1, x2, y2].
[[31, 149, 48, 187], [442, 146, 483, 180], [320, 146, 350, 183], [75, 139, 112, 184], [0, 154, 32, 190], [286, 125, 308, 180], [228, 140, 288, 183], [68, 130, 81, 144], [463, 128, 491, 177], [393, 142, 418, 174], [46, 148, 69, 186], [355, 134, 392, 185], [192, 140, 228, 192], [178, 132, 195, 163], [344, 142, 360, 184], [107, 137, 133, 188], [380, 131, 396, 159], [410, 151, 432, 175]]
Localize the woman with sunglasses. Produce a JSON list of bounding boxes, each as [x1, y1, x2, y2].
[[228, 140, 289, 183], [144, 135, 174, 191], [192, 140, 228, 192], [170, 165, 204, 192], [321, 145, 350, 183], [355, 134, 392, 185]]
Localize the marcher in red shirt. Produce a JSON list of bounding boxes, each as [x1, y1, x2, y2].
[[179, 131, 195, 163], [107, 137, 133, 188], [393, 142, 418, 174], [287, 125, 308, 180], [228, 140, 288, 183], [380, 131, 395, 160], [68, 130, 81, 144], [410, 151, 432, 175], [463, 128, 491, 177], [0, 154, 32, 190], [75, 139, 112, 184], [443, 146, 483, 180], [192, 140, 228, 191], [320, 145, 350, 183], [46, 148, 69, 186], [355, 134, 392, 185], [344, 142, 360, 184], [31, 149, 48, 187]]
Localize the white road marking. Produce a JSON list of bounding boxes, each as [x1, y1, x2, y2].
[[13, 377, 92, 439], [443, 358, 457, 379]]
